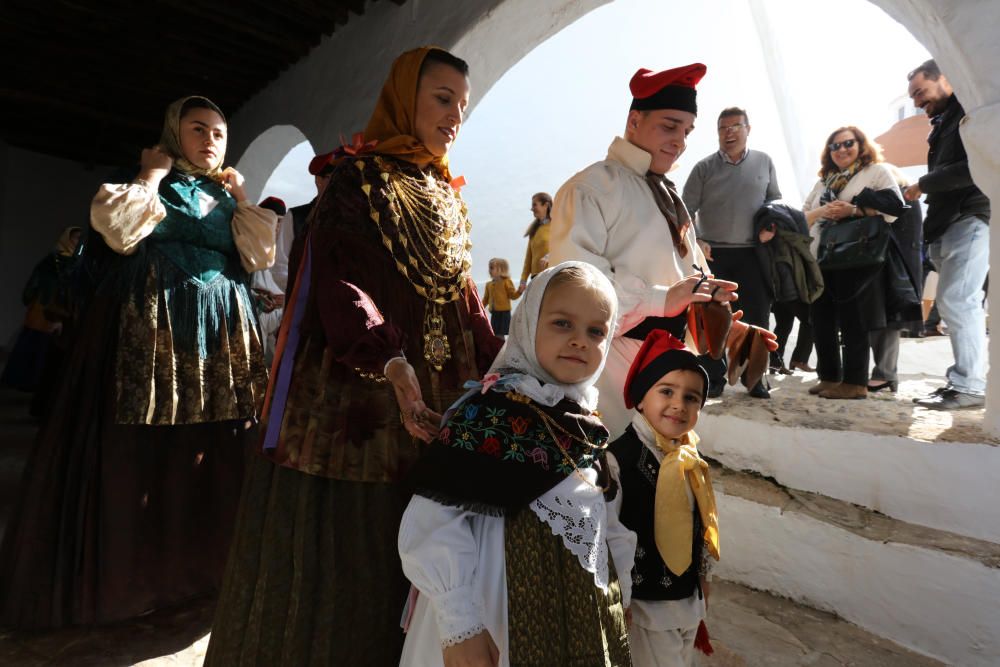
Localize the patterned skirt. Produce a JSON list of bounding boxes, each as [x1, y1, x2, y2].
[[505, 508, 631, 666], [0, 291, 249, 628]]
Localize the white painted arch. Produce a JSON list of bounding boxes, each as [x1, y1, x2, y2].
[[230, 0, 1000, 435]]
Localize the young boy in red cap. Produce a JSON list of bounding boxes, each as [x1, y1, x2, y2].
[[607, 328, 720, 667]]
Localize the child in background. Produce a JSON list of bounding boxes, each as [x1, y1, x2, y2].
[[399, 261, 636, 667], [482, 257, 520, 336], [607, 329, 720, 667]]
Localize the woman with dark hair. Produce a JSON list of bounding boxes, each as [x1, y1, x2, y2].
[[205, 47, 502, 666], [0, 96, 277, 628], [518, 191, 553, 292], [803, 126, 901, 399]]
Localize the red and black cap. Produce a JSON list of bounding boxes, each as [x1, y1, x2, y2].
[[623, 329, 709, 408], [629, 63, 707, 114], [258, 196, 287, 216], [308, 151, 338, 176]]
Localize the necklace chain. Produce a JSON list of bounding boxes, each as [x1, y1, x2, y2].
[[508, 391, 609, 491], [358, 157, 471, 304]]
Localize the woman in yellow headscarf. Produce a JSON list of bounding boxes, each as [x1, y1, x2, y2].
[[206, 47, 503, 666], [0, 96, 277, 629]]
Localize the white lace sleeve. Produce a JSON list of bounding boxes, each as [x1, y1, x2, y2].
[[398, 496, 488, 648]]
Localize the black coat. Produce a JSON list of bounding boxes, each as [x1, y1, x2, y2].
[[753, 203, 823, 303], [920, 95, 991, 243]]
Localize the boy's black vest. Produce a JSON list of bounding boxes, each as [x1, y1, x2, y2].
[[610, 425, 702, 601]]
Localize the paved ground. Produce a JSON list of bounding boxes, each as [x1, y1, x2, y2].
[[706, 334, 995, 445]]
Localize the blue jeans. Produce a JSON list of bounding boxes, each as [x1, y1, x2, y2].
[[928, 216, 990, 395]]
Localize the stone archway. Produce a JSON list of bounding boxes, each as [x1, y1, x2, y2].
[[234, 125, 313, 205]]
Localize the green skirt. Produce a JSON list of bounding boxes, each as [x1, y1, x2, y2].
[[505, 507, 632, 666], [204, 453, 410, 666]]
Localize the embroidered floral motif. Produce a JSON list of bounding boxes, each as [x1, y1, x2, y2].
[[509, 415, 529, 435], [480, 436, 501, 457], [439, 392, 607, 475]]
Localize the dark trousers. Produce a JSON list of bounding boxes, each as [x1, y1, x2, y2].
[[700, 246, 772, 385], [772, 300, 813, 366], [490, 309, 511, 336], [811, 273, 870, 386]]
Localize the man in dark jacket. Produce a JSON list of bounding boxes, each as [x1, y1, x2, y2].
[[905, 59, 990, 409]]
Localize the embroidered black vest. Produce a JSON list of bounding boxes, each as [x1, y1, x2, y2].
[[610, 425, 702, 601]]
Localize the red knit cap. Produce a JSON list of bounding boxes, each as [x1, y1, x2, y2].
[[623, 329, 709, 408], [629, 63, 707, 113]]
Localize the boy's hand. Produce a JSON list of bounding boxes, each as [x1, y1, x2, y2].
[[443, 630, 499, 667]]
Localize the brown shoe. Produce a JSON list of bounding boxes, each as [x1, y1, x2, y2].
[[790, 360, 816, 373], [808, 380, 840, 395], [819, 383, 868, 400]]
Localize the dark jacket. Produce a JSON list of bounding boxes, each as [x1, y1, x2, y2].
[[920, 95, 991, 243], [753, 203, 824, 304]]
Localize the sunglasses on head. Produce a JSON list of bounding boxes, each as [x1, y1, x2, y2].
[[828, 139, 857, 152]]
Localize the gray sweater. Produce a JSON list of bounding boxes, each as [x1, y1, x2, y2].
[[682, 149, 781, 247]]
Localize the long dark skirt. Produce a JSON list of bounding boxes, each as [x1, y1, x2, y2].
[[204, 453, 410, 666], [0, 296, 248, 629]]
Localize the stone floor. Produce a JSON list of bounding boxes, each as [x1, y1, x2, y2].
[[705, 335, 995, 445]]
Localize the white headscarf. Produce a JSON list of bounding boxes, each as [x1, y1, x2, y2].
[[486, 261, 618, 412]]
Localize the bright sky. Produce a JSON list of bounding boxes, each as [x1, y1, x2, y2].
[[261, 0, 930, 285]]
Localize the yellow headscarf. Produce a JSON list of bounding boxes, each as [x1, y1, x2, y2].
[[158, 95, 227, 180], [55, 227, 82, 257], [363, 46, 455, 180]]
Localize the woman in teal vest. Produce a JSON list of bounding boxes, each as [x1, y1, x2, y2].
[[0, 96, 277, 628]]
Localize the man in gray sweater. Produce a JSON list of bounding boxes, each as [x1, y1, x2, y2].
[[683, 107, 781, 398]]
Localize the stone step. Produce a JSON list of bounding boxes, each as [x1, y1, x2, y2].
[[711, 463, 1000, 666], [698, 580, 946, 667], [698, 370, 1000, 543]]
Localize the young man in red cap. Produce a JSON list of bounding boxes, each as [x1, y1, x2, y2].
[[607, 329, 719, 667], [549, 63, 774, 436]]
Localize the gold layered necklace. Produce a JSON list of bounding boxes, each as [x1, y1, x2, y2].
[[357, 157, 472, 371]]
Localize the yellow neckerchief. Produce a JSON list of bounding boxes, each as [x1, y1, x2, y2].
[[363, 46, 453, 181], [639, 414, 721, 576], [158, 95, 227, 181]]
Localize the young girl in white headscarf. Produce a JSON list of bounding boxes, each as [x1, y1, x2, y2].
[[399, 261, 637, 667]]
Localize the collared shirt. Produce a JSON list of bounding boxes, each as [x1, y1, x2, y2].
[[718, 147, 749, 165], [548, 137, 706, 336]]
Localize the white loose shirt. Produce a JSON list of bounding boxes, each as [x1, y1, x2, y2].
[[548, 136, 706, 336]]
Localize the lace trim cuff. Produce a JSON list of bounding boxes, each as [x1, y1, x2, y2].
[[431, 585, 486, 648]]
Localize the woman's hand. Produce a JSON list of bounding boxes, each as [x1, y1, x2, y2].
[[823, 200, 855, 221], [385, 358, 441, 442], [663, 273, 739, 318], [697, 239, 714, 261], [443, 630, 500, 667], [757, 225, 776, 244], [518, 280, 527, 294], [138, 145, 173, 185], [904, 183, 922, 201], [219, 166, 248, 202]]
